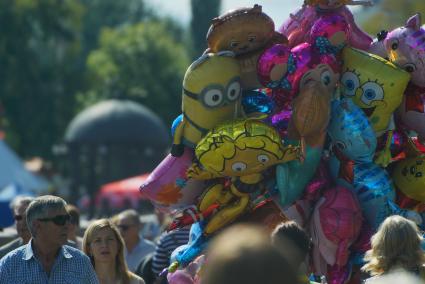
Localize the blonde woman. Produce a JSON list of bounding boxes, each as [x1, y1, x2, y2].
[[83, 219, 145, 284], [362, 215, 425, 282]]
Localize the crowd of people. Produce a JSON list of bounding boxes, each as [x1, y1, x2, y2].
[[0, 194, 425, 283]]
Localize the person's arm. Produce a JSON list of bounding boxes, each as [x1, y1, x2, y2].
[[151, 234, 171, 276], [0, 257, 11, 282]]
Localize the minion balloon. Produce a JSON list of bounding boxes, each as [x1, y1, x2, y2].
[[171, 52, 243, 157], [341, 47, 411, 166]]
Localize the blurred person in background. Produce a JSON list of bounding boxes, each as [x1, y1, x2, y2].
[[0, 196, 34, 259], [0, 195, 98, 283], [271, 221, 318, 284], [83, 218, 145, 284], [114, 209, 155, 272], [202, 223, 299, 284], [151, 224, 190, 279], [66, 204, 83, 250], [362, 215, 425, 282]]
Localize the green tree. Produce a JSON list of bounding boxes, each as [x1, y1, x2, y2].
[[78, 21, 190, 126], [190, 0, 221, 58], [0, 0, 84, 158], [359, 0, 425, 36]]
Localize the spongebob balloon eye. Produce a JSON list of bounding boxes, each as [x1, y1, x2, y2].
[[226, 80, 241, 102], [257, 154, 269, 163], [203, 88, 224, 107], [232, 162, 247, 172], [321, 70, 332, 86], [360, 82, 384, 106], [341, 71, 360, 96]]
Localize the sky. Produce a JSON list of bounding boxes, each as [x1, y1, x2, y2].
[[145, 0, 305, 27]]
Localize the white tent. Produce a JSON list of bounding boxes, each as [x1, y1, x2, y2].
[[0, 140, 49, 193]]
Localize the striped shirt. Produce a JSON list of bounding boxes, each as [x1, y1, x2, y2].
[[151, 227, 190, 275], [0, 240, 99, 284]]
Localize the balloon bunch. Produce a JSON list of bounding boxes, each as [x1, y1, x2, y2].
[[139, 3, 425, 283]]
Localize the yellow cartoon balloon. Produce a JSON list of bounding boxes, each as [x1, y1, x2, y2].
[[341, 47, 410, 135], [188, 119, 300, 235], [393, 156, 425, 202], [171, 52, 243, 157]]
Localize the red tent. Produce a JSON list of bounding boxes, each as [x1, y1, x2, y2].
[[95, 173, 149, 208]]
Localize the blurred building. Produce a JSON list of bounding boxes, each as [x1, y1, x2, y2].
[[63, 100, 170, 216]]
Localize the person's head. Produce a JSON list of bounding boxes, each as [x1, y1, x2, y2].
[[83, 219, 132, 283], [202, 224, 299, 284], [271, 221, 311, 269], [362, 215, 425, 276], [26, 195, 70, 247], [10, 196, 34, 242], [66, 204, 80, 237], [113, 209, 142, 246]]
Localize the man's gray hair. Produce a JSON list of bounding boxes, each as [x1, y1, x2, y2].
[[9, 195, 35, 210], [116, 209, 140, 225], [26, 195, 67, 236]]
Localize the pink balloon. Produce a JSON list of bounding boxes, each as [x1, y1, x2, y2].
[[288, 42, 340, 98], [257, 44, 292, 88], [310, 186, 362, 284], [140, 147, 207, 213], [280, 5, 372, 50]]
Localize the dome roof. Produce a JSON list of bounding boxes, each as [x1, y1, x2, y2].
[[65, 100, 170, 147]]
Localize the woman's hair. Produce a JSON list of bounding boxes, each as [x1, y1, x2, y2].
[[83, 219, 133, 284], [362, 215, 425, 276]]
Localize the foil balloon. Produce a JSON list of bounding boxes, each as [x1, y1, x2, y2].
[[188, 119, 300, 235], [275, 43, 340, 207], [241, 89, 275, 116], [369, 14, 425, 88], [139, 147, 207, 214], [310, 14, 349, 56], [280, 0, 372, 50], [171, 52, 243, 157], [393, 155, 425, 202], [310, 185, 362, 284], [257, 44, 293, 90], [328, 98, 422, 229], [206, 4, 287, 90], [341, 47, 410, 136]]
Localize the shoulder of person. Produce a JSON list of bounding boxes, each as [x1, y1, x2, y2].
[[129, 272, 146, 284], [0, 244, 26, 265]]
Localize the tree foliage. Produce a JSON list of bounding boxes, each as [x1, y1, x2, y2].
[[190, 0, 221, 58], [360, 0, 425, 36], [78, 21, 190, 125], [0, 0, 84, 158]]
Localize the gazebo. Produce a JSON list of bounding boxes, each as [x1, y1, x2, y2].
[[64, 100, 170, 216]]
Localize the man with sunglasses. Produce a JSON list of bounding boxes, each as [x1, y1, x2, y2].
[[0, 195, 98, 283], [114, 209, 155, 272], [0, 196, 34, 259]]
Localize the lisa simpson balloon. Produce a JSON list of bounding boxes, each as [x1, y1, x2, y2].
[[188, 119, 300, 235], [171, 52, 243, 157]]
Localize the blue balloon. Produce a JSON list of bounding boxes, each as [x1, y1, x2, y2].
[[328, 98, 376, 163], [328, 98, 421, 229], [275, 142, 322, 207], [241, 90, 275, 115], [175, 221, 209, 266]]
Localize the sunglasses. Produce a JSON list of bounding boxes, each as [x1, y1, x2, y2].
[[38, 214, 71, 226], [14, 215, 23, 221]]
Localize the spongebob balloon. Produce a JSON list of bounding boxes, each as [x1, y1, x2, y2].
[[171, 52, 243, 157], [341, 47, 411, 166], [188, 119, 300, 235]]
